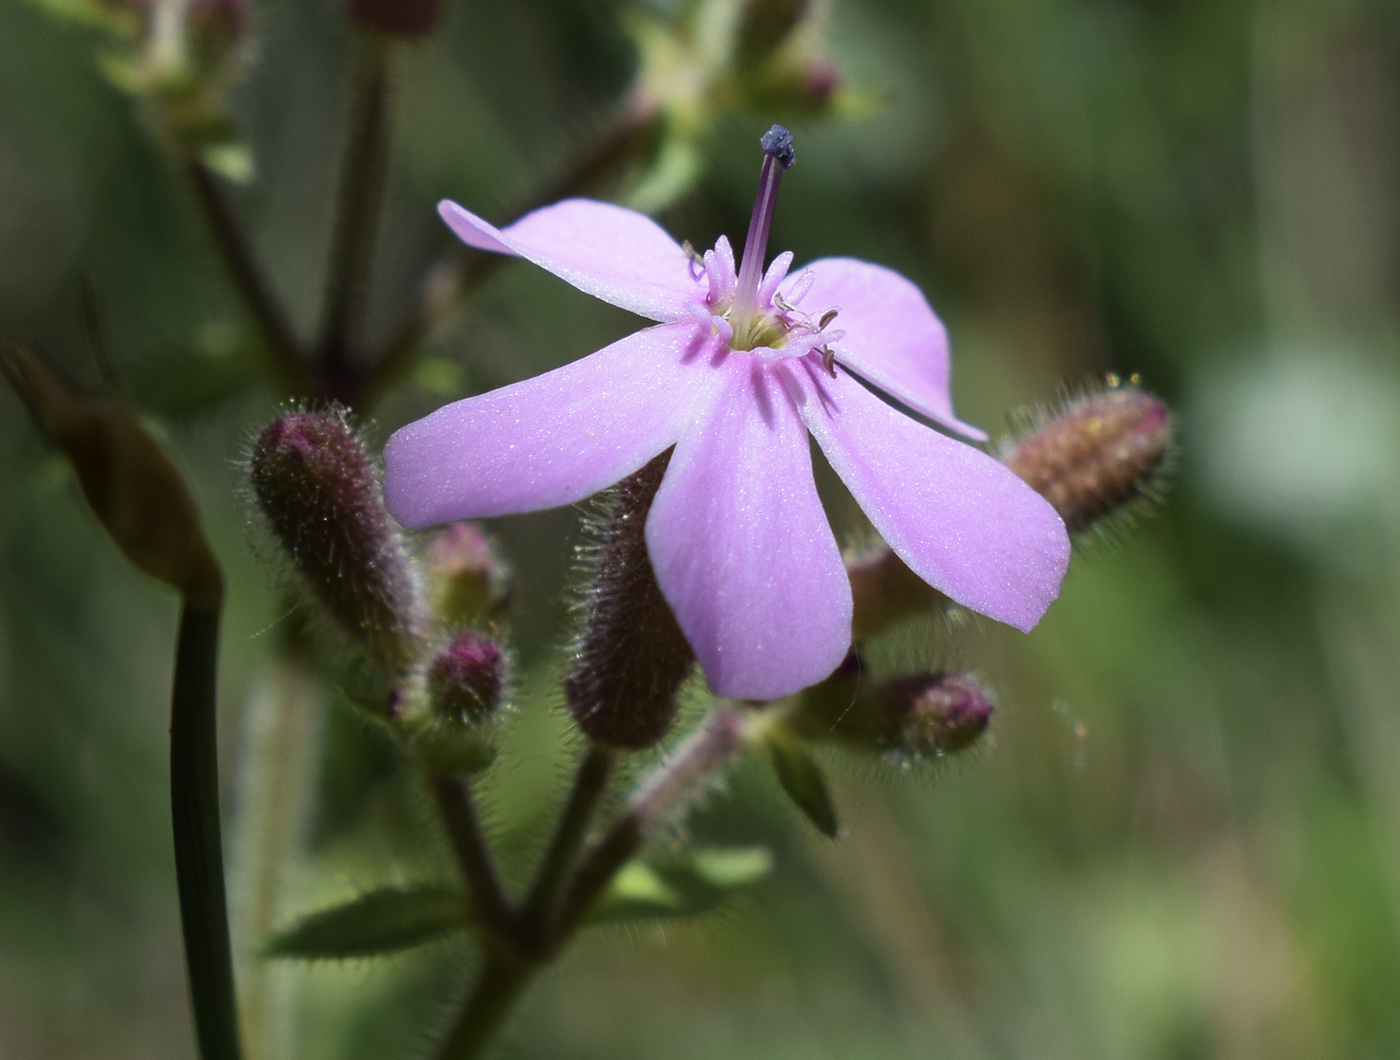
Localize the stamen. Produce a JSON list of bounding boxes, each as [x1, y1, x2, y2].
[[756, 251, 795, 308], [733, 124, 795, 321], [704, 236, 737, 306]]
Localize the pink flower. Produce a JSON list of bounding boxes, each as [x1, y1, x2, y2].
[[385, 127, 1069, 701]]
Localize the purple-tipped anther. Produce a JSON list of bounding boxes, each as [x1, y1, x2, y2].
[[733, 124, 796, 320]]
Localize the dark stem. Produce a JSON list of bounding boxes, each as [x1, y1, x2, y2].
[[170, 597, 245, 1060], [518, 744, 614, 935], [317, 37, 393, 400], [357, 103, 658, 409], [434, 954, 534, 1060], [433, 776, 513, 942], [186, 161, 310, 394]]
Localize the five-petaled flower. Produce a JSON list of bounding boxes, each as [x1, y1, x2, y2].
[[384, 126, 1070, 702]]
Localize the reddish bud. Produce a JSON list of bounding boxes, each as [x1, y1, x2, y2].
[[249, 408, 423, 670], [791, 663, 992, 759], [426, 632, 503, 722], [879, 673, 993, 756], [1001, 382, 1173, 535], [348, 0, 443, 37], [187, 0, 248, 62]]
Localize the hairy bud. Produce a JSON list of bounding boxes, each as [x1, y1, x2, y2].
[[1001, 382, 1173, 535], [249, 408, 422, 670], [792, 662, 992, 760], [565, 450, 694, 750], [348, 0, 443, 37], [426, 632, 503, 723], [878, 673, 993, 757], [423, 522, 510, 627]]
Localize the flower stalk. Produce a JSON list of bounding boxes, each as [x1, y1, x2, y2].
[[318, 35, 393, 399]]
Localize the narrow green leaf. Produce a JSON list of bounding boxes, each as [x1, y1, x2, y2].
[[588, 846, 774, 925], [264, 884, 469, 959], [766, 731, 838, 837]]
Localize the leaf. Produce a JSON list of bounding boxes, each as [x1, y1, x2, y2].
[[264, 884, 469, 959], [766, 730, 838, 837], [588, 847, 774, 925]]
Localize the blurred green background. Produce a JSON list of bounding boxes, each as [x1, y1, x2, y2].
[[3, 0, 1400, 1057]]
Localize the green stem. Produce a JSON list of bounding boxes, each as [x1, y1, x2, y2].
[[434, 955, 534, 1060], [433, 776, 513, 943], [518, 744, 614, 936], [186, 161, 311, 395], [170, 597, 245, 1060], [318, 36, 393, 401]]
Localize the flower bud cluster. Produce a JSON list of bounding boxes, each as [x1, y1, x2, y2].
[[247, 408, 513, 772]]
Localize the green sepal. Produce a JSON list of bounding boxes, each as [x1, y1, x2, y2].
[[765, 728, 838, 837], [588, 847, 774, 925], [263, 884, 469, 959]]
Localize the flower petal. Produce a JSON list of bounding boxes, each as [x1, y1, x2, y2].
[[785, 258, 986, 440], [439, 199, 705, 322], [646, 358, 852, 700], [384, 324, 713, 527], [796, 362, 1069, 632]]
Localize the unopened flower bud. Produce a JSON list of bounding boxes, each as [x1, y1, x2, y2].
[[426, 631, 503, 723], [1000, 382, 1173, 535], [187, 0, 248, 66], [565, 451, 695, 750], [879, 673, 993, 756], [249, 408, 423, 670], [348, 0, 443, 37], [792, 664, 992, 759], [2, 345, 222, 609], [423, 522, 510, 626]]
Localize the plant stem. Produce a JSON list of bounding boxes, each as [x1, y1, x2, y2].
[[518, 744, 614, 934], [549, 705, 749, 947], [434, 954, 534, 1060], [433, 776, 513, 942], [170, 597, 245, 1060], [318, 36, 393, 401], [186, 161, 310, 395]]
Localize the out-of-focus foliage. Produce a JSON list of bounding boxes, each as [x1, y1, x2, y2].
[[3, 0, 1400, 1056]]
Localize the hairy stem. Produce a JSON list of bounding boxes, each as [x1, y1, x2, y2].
[[434, 954, 533, 1060], [318, 36, 393, 400], [518, 744, 615, 936], [550, 704, 749, 947], [433, 776, 512, 942], [170, 596, 245, 1060]]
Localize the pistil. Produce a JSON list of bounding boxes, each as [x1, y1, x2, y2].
[[732, 125, 796, 323]]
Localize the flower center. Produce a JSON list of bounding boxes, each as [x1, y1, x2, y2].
[[689, 125, 844, 366]]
